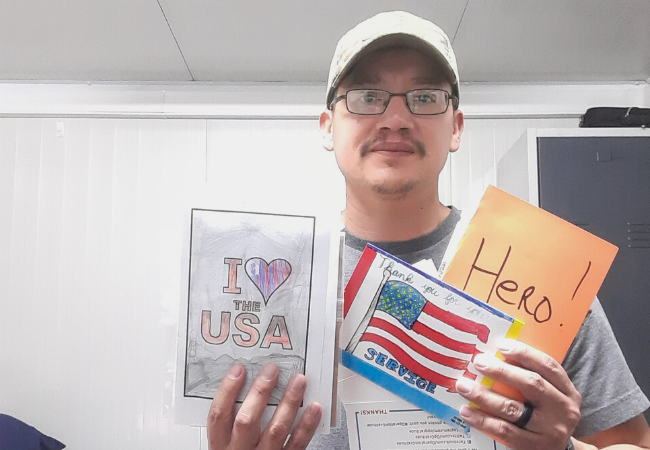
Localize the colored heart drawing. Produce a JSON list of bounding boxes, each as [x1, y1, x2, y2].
[[245, 258, 292, 305]]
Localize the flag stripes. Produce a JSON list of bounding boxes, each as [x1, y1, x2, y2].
[[422, 302, 490, 343], [361, 325, 466, 379], [361, 333, 458, 391], [373, 311, 474, 359], [359, 277, 490, 391], [344, 248, 377, 317], [411, 320, 478, 355], [463, 369, 477, 380], [366, 317, 469, 370]]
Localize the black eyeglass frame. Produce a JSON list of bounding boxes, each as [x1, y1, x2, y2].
[[329, 88, 459, 115]]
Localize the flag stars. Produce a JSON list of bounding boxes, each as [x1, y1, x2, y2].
[[377, 281, 427, 329]]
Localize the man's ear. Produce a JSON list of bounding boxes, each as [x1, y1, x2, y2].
[[449, 109, 464, 153], [319, 110, 334, 151]]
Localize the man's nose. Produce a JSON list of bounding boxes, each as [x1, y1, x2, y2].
[[376, 95, 414, 131]]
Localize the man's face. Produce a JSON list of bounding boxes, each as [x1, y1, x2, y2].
[[320, 48, 464, 199]]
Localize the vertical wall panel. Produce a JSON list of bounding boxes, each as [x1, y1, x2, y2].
[[450, 117, 576, 209], [456, 120, 498, 206], [32, 119, 67, 431], [86, 120, 116, 445], [0, 119, 18, 326], [4, 119, 43, 428], [0, 118, 205, 450], [55, 119, 92, 448], [107, 119, 144, 449]]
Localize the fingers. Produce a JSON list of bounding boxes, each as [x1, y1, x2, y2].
[[455, 345, 582, 449], [456, 377, 543, 433], [284, 402, 323, 450], [258, 374, 308, 450], [459, 405, 544, 449], [470, 353, 562, 405], [230, 364, 280, 449], [207, 364, 247, 449], [498, 340, 579, 400], [207, 364, 321, 450]]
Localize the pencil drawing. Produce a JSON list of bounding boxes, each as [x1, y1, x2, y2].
[[183, 209, 315, 405]]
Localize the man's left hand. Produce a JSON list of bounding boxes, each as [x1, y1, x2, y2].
[[455, 339, 582, 450]]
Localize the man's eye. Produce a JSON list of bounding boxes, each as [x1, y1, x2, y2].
[[415, 93, 437, 103], [361, 93, 382, 103]]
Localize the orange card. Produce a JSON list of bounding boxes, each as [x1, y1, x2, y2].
[[443, 185, 618, 364]]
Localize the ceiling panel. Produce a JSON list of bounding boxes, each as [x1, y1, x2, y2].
[[1, 0, 648, 84], [454, 0, 650, 82], [157, 0, 468, 82], [0, 0, 191, 81]]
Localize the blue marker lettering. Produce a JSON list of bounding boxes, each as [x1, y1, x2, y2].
[[386, 359, 399, 372], [404, 371, 417, 384], [364, 348, 377, 361]]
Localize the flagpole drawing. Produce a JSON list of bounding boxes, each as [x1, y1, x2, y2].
[[345, 269, 391, 354]]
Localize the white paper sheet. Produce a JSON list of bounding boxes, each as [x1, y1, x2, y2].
[[344, 401, 507, 450], [173, 194, 339, 434]]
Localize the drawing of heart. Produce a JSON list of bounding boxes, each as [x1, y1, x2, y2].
[[245, 258, 292, 305]]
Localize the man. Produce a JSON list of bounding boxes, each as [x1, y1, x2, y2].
[[207, 11, 650, 450]]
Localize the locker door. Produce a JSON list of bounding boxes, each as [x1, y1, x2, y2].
[[537, 136, 650, 407]]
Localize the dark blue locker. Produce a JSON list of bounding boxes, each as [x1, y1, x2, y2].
[[537, 136, 650, 421]]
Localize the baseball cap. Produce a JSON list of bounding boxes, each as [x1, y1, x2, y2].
[[326, 11, 460, 108]]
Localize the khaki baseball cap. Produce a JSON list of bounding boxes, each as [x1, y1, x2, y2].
[[326, 11, 460, 108]]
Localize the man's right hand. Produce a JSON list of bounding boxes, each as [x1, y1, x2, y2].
[[207, 363, 322, 450]]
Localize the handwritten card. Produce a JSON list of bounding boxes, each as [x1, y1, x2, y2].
[[339, 245, 523, 432], [442, 186, 618, 364]]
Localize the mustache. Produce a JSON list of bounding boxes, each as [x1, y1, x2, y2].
[[361, 133, 426, 158]]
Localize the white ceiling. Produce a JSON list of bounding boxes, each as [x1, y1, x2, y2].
[[1, 0, 649, 84]]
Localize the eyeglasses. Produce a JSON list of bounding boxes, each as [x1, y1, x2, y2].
[[330, 89, 457, 115]]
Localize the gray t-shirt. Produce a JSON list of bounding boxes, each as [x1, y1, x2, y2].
[[309, 207, 649, 449]]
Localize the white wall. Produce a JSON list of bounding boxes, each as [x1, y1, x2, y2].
[[0, 119, 208, 449], [0, 82, 646, 449]]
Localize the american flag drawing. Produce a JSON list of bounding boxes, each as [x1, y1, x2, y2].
[[340, 245, 522, 431], [343, 245, 522, 397], [348, 277, 489, 391]]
